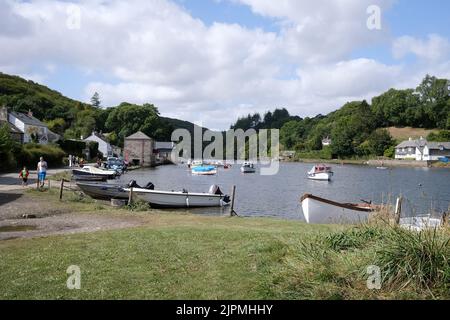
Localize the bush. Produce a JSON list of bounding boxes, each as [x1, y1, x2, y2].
[[58, 139, 86, 157], [17, 143, 65, 168]]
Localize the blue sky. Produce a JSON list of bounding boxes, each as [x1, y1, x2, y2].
[[1, 0, 449, 129]]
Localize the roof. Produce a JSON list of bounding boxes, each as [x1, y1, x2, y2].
[[396, 138, 427, 149], [155, 141, 174, 150], [396, 138, 450, 150], [0, 120, 23, 134], [85, 132, 109, 143], [125, 131, 152, 140], [9, 111, 47, 127], [427, 142, 450, 150]]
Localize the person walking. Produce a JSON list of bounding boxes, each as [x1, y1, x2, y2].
[[37, 156, 48, 188], [19, 166, 29, 186]]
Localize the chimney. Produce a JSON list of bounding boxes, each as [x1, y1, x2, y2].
[[0, 106, 7, 121], [28, 109, 33, 117]]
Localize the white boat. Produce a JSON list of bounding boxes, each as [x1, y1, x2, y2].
[[72, 165, 119, 179], [191, 165, 217, 176], [124, 185, 231, 208], [240, 162, 256, 173], [307, 164, 333, 181], [188, 160, 203, 168], [300, 194, 375, 224], [400, 216, 442, 232]]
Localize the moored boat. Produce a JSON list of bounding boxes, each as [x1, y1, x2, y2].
[[124, 184, 231, 208], [72, 165, 119, 179], [307, 164, 333, 181], [76, 181, 128, 200], [191, 165, 217, 175], [399, 216, 442, 232], [240, 162, 256, 173], [300, 194, 375, 224]]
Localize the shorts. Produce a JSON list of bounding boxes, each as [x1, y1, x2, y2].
[[38, 172, 47, 181], [22, 178, 28, 183]]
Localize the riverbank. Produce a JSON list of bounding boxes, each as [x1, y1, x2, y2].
[[0, 188, 448, 300], [285, 158, 450, 168]]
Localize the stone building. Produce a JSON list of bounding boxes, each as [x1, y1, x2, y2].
[[124, 131, 155, 167]]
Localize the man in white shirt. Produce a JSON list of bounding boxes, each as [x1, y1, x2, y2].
[[37, 156, 48, 188]]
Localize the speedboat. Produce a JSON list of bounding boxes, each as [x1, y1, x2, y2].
[[240, 162, 256, 173], [191, 165, 217, 176], [307, 164, 333, 181], [300, 194, 375, 224], [72, 165, 119, 179], [124, 184, 231, 208]]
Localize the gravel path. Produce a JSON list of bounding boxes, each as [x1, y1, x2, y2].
[[0, 190, 146, 240]]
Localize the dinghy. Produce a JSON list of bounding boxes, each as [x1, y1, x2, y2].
[[124, 184, 231, 208], [191, 165, 217, 175], [76, 180, 155, 200], [300, 194, 375, 224], [307, 165, 333, 181], [240, 162, 256, 173]]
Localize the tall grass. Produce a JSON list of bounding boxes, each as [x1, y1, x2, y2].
[[375, 227, 449, 292]]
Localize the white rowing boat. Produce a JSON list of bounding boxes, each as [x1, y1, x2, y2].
[[240, 162, 256, 173], [300, 194, 375, 224]]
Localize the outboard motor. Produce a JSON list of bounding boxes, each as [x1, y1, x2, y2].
[[127, 180, 142, 188], [209, 185, 223, 195], [144, 182, 155, 190]]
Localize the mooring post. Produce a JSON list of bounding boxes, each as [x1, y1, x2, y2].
[[36, 176, 40, 189], [230, 185, 236, 217], [59, 179, 64, 200], [128, 187, 134, 206], [394, 196, 403, 225], [48, 179, 51, 189]]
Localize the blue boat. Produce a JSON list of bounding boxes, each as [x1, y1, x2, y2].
[[191, 165, 217, 175]]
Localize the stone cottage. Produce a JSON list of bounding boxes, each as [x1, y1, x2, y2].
[[124, 131, 155, 167]]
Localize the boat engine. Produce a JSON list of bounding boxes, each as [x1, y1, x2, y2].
[[128, 180, 141, 188], [209, 185, 223, 195], [144, 182, 155, 190]]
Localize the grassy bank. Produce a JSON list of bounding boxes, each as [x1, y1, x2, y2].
[[0, 191, 448, 300]]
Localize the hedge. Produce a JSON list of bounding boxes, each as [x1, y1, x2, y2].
[[17, 143, 65, 168]]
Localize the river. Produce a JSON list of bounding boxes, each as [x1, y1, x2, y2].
[[117, 162, 450, 220]]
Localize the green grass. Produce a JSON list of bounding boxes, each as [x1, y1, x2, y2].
[[1, 191, 449, 300]]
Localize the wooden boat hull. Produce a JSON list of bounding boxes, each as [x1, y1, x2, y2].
[[76, 182, 127, 200], [126, 188, 230, 208], [301, 194, 373, 224]]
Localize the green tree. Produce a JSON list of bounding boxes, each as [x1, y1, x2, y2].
[[90, 92, 101, 108]]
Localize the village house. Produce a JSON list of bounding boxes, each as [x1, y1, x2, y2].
[[1, 106, 58, 144], [0, 106, 24, 143], [84, 131, 114, 159], [322, 136, 332, 147], [155, 141, 175, 164], [395, 137, 450, 161], [124, 131, 156, 167]]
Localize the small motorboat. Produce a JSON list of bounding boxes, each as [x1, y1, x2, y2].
[[300, 194, 375, 224], [187, 160, 203, 168], [307, 164, 333, 181], [240, 162, 256, 173], [73, 174, 107, 182], [376, 167, 388, 170], [124, 184, 231, 208], [191, 165, 217, 176], [72, 165, 119, 179], [76, 180, 155, 200]]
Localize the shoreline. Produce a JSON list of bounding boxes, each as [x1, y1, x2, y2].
[[283, 158, 450, 168]]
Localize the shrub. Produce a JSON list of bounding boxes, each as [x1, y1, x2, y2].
[[325, 226, 383, 251], [17, 143, 65, 168]]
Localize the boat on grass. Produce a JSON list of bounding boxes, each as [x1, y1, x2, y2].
[[399, 216, 443, 232], [124, 184, 230, 208], [300, 194, 375, 224], [307, 165, 333, 181], [240, 162, 256, 173]]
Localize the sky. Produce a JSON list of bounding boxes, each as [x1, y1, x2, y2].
[[1, 0, 449, 130]]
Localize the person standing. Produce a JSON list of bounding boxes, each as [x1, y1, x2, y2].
[[19, 166, 29, 186], [37, 156, 48, 188], [68, 154, 73, 167]]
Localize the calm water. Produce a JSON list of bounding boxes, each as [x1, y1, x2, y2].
[[117, 163, 450, 220]]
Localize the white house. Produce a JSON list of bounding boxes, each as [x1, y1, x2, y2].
[[322, 136, 332, 147], [6, 108, 59, 144], [395, 137, 450, 161], [84, 131, 113, 158]]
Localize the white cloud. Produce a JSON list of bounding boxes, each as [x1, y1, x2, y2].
[[393, 34, 450, 62], [0, 0, 449, 130]]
